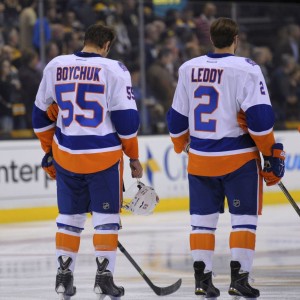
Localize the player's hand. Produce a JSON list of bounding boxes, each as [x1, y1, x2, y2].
[[129, 159, 143, 178], [261, 143, 285, 186], [47, 103, 58, 122], [237, 109, 248, 132], [42, 151, 56, 179]]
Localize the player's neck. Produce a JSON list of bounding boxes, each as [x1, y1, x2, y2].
[[214, 47, 234, 55], [81, 45, 107, 57]]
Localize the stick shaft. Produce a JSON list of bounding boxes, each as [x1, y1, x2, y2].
[[117, 241, 182, 296], [278, 181, 300, 217], [118, 241, 154, 287]]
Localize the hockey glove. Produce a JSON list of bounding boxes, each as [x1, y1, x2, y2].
[[261, 143, 285, 186], [46, 103, 58, 122], [41, 151, 56, 179]]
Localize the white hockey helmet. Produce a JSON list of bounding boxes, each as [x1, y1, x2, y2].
[[123, 181, 159, 215]]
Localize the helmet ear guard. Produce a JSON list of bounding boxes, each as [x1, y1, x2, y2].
[[122, 181, 159, 216]]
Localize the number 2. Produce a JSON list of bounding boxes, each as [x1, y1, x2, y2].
[[259, 81, 266, 95], [55, 83, 104, 127], [194, 86, 219, 132]]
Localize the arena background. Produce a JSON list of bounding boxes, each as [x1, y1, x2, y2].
[[0, 0, 300, 223]]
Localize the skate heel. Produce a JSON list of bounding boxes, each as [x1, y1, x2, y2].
[[194, 261, 220, 298], [94, 257, 124, 298], [55, 256, 76, 300], [228, 261, 259, 299]]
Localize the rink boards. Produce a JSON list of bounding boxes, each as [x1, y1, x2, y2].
[[0, 131, 300, 223]]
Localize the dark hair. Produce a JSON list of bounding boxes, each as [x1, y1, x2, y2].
[[21, 49, 38, 66], [157, 48, 172, 60], [210, 17, 239, 49], [84, 24, 116, 50]]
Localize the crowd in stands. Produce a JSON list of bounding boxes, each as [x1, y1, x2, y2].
[[0, 0, 300, 138]]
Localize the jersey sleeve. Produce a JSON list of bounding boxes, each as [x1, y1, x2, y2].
[[239, 68, 275, 156], [108, 63, 140, 159], [32, 65, 56, 153], [167, 66, 189, 153]]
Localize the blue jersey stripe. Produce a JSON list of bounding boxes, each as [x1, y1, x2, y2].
[[167, 107, 189, 134], [246, 104, 275, 132], [232, 224, 257, 230], [191, 134, 256, 152], [192, 226, 216, 231], [55, 127, 121, 150], [32, 104, 53, 129], [111, 109, 139, 136]]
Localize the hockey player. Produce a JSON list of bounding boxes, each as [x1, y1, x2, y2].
[[32, 24, 143, 299], [167, 17, 285, 299]]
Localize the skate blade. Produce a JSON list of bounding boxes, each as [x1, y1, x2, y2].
[[98, 295, 121, 300], [231, 296, 257, 300]]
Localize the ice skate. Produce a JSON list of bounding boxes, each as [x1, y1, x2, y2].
[[228, 261, 260, 299], [55, 256, 76, 300], [94, 257, 124, 299], [194, 261, 220, 299]]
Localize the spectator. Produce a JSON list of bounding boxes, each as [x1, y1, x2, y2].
[[32, 15, 51, 51], [18, 0, 37, 51], [4, 27, 22, 68], [18, 48, 41, 128], [106, 2, 131, 61], [0, 58, 22, 136], [271, 54, 298, 127], [144, 22, 161, 69], [71, 0, 96, 29], [147, 47, 176, 133], [275, 24, 300, 65], [2, 0, 21, 29], [252, 46, 273, 87], [235, 27, 255, 58], [194, 2, 217, 53], [122, 0, 139, 60]]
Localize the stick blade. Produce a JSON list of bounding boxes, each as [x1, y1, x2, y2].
[[152, 278, 182, 296]]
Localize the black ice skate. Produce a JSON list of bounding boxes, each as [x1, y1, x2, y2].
[[55, 256, 76, 300], [94, 257, 124, 299], [194, 261, 220, 299], [228, 261, 260, 299]]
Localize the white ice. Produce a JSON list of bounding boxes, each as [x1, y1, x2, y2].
[[0, 204, 300, 300]]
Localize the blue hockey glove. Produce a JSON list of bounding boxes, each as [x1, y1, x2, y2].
[[42, 151, 56, 179], [261, 143, 285, 186]]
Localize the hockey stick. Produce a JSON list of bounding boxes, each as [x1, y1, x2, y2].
[[117, 241, 182, 296], [278, 181, 300, 217]]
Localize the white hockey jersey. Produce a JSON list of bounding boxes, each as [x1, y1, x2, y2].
[[167, 53, 276, 176], [33, 52, 140, 174]]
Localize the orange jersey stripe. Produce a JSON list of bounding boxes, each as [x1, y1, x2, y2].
[[249, 131, 275, 156], [56, 232, 80, 253], [171, 131, 190, 153], [52, 140, 122, 173], [35, 127, 55, 153], [120, 136, 139, 159], [230, 231, 256, 250], [188, 151, 260, 176], [93, 233, 118, 251], [190, 233, 215, 251]]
